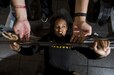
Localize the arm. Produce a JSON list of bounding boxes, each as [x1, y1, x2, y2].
[[70, 0, 92, 43], [11, 0, 31, 41], [74, 0, 89, 22], [75, 0, 89, 13]]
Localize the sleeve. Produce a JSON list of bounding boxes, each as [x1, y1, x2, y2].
[[18, 45, 42, 55]]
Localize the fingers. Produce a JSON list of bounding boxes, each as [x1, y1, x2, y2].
[[98, 39, 109, 49], [84, 26, 92, 36], [21, 33, 30, 41], [25, 32, 30, 41], [14, 24, 23, 39], [24, 20, 31, 38], [70, 31, 79, 42], [92, 39, 111, 57], [107, 40, 110, 47], [70, 31, 86, 43], [93, 41, 98, 51], [70, 25, 79, 42], [106, 47, 111, 56], [75, 32, 86, 43], [2, 31, 18, 41], [71, 21, 92, 43], [10, 42, 21, 52]]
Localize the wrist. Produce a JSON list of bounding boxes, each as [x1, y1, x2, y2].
[[16, 16, 28, 21], [74, 16, 86, 22], [13, 5, 26, 8], [12, 5, 27, 20], [74, 13, 87, 22], [15, 9, 28, 20], [12, 47, 21, 52], [74, 13, 87, 17]]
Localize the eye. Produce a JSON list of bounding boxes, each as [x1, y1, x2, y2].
[[62, 25, 66, 28], [55, 25, 59, 28]]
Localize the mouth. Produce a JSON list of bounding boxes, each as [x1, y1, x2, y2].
[[56, 32, 63, 37], [59, 32, 63, 34]]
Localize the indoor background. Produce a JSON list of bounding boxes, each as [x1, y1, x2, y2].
[[0, 0, 114, 75]]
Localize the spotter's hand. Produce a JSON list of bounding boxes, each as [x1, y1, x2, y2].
[[70, 20, 92, 43], [2, 31, 18, 41]]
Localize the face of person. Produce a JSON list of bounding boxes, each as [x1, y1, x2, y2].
[[54, 18, 68, 37]]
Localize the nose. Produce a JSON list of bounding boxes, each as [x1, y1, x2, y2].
[[58, 27, 62, 32]]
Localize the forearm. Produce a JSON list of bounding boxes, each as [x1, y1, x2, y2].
[[74, 0, 89, 21], [75, 0, 89, 13], [11, 0, 27, 20]]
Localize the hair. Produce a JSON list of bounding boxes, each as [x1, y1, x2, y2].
[[49, 8, 73, 36]]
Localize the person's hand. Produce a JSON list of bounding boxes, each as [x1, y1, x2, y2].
[[2, 31, 18, 41], [70, 17, 92, 43], [13, 19, 31, 41], [11, 0, 31, 41], [92, 39, 111, 58], [10, 42, 21, 52]]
